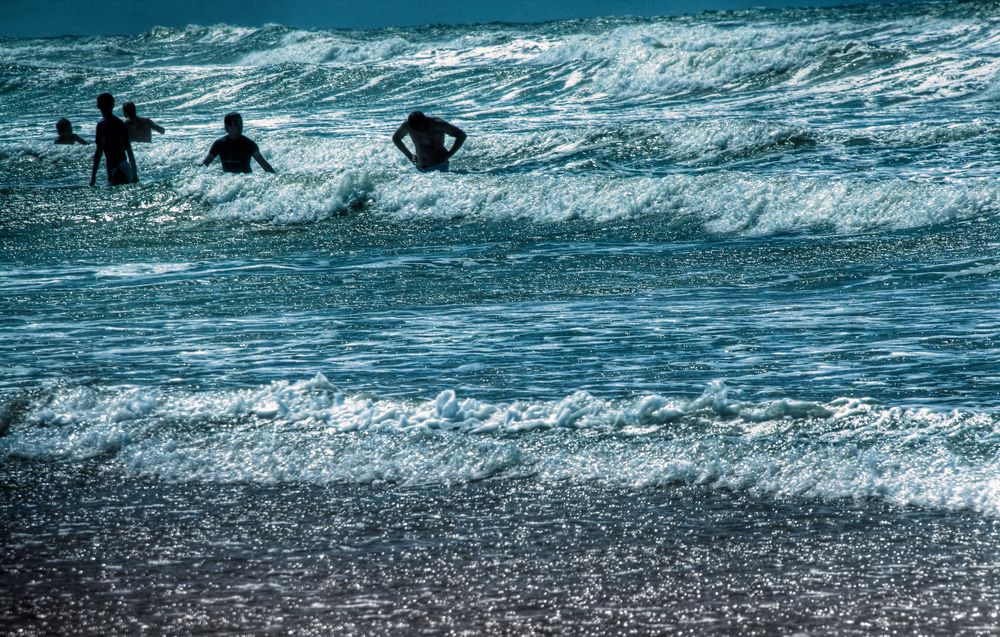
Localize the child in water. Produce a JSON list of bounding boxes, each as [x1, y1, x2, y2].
[[54, 118, 88, 145]]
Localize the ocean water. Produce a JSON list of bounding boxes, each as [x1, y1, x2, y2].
[[3, 1, 1000, 634]]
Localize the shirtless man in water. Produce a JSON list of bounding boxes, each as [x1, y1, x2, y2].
[[123, 102, 165, 143], [201, 112, 276, 174], [55, 118, 88, 145], [392, 111, 467, 172], [90, 92, 139, 187]]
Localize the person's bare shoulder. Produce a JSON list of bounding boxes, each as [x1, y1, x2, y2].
[[434, 118, 465, 136]]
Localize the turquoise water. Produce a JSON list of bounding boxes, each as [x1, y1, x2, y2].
[[3, 1, 1000, 633]]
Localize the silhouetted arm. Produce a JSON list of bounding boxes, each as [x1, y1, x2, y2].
[[90, 135, 103, 186], [74, 134, 89, 145], [440, 120, 467, 158], [202, 151, 216, 167], [392, 122, 416, 164], [253, 150, 276, 173], [148, 118, 165, 135], [125, 141, 139, 183]]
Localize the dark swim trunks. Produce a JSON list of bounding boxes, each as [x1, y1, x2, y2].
[[108, 159, 134, 185], [209, 135, 260, 173]]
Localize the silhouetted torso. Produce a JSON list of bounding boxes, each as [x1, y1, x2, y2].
[[209, 135, 260, 173], [55, 134, 87, 145], [409, 122, 451, 168], [125, 117, 156, 143], [96, 115, 131, 178]]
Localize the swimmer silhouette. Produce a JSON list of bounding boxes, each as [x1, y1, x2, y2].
[[392, 111, 466, 172], [55, 118, 88, 145], [201, 112, 276, 174], [89, 93, 138, 186], [122, 101, 165, 143]]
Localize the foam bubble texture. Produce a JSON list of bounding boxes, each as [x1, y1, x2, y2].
[[3, 377, 999, 514]]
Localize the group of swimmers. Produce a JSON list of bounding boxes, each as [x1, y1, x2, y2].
[[59, 92, 468, 187]]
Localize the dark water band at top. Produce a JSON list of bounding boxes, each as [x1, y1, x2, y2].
[[2, 2, 999, 125]]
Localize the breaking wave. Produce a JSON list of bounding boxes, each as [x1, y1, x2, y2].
[[3, 375, 999, 515]]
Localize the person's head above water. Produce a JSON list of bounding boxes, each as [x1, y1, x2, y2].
[[97, 92, 115, 115], [407, 110, 429, 131], [224, 112, 243, 138], [56, 118, 72, 135], [123, 101, 137, 118]]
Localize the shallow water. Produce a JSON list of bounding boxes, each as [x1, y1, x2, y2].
[[3, 1, 1000, 633], [5, 465, 1000, 635]]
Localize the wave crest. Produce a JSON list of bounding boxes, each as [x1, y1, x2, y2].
[[3, 378, 1000, 515]]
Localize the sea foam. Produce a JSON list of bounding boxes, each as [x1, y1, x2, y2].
[[3, 376, 999, 515]]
